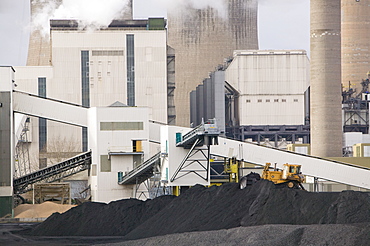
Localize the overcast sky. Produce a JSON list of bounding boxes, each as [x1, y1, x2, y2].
[[0, 0, 309, 66]]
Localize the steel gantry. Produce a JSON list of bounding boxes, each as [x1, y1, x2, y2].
[[171, 119, 220, 183]]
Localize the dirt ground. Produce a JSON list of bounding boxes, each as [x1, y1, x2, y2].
[[1, 222, 370, 246]]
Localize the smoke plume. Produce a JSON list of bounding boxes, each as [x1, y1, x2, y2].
[[31, 0, 130, 37], [31, 0, 229, 37]]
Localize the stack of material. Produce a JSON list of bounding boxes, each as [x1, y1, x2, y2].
[[29, 180, 370, 244], [14, 201, 75, 219]]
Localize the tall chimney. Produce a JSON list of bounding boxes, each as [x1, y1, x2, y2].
[[342, 0, 370, 92], [310, 0, 342, 157]]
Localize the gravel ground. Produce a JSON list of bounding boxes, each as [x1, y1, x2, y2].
[[2, 223, 369, 245], [102, 223, 370, 246]]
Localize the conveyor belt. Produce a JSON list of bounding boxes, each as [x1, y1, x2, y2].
[[13, 151, 91, 193], [118, 152, 161, 185], [176, 120, 220, 148], [175, 124, 205, 148], [211, 137, 370, 189]]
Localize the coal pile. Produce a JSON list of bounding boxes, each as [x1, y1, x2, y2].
[[30, 180, 370, 242], [31, 195, 175, 236]]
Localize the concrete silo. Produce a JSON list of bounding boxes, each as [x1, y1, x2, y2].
[[168, 0, 258, 127], [341, 0, 370, 92], [310, 0, 343, 157]]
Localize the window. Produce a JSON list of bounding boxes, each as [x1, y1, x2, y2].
[[92, 50, 124, 56], [274, 99, 279, 102], [133, 140, 142, 152], [38, 77, 47, 152], [294, 99, 299, 102], [266, 99, 270, 102], [100, 155, 111, 172], [127, 34, 135, 106], [38, 77, 46, 98], [81, 51, 90, 107], [282, 99, 286, 102], [257, 99, 262, 103], [246, 99, 251, 103], [100, 122, 144, 131], [82, 127, 88, 152]]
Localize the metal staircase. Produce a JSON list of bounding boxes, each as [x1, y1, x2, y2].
[[13, 151, 92, 194], [118, 152, 161, 185]]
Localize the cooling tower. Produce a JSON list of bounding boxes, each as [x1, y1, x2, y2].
[[310, 0, 343, 157], [342, 0, 370, 92], [168, 0, 258, 127], [27, 0, 133, 66]]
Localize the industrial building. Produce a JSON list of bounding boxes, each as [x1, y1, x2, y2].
[[168, 0, 258, 127], [1, 0, 370, 219], [15, 18, 173, 170], [191, 50, 310, 147]]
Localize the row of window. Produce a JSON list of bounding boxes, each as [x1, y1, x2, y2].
[[86, 61, 114, 66], [246, 99, 299, 103]]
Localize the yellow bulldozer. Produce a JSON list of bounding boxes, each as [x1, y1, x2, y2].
[[239, 163, 305, 190]]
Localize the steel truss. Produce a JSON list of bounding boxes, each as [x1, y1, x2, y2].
[[227, 125, 310, 147], [13, 151, 92, 194], [170, 138, 210, 182]]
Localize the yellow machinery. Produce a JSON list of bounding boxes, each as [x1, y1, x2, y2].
[[262, 163, 305, 188], [240, 163, 305, 189], [224, 157, 239, 183]]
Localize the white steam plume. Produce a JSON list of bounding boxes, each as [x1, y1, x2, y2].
[[149, 0, 228, 18], [31, 0, 129, 37]]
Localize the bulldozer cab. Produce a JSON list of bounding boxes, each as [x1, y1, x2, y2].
[[282, 164, 301, 179]]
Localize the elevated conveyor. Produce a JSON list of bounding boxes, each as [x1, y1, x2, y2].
[[171, 120, 221, 183], [118, 152, 161, 185], [176, 119, 220, 148], [13, 151, 92, 193], [211, 138, 370, 189]]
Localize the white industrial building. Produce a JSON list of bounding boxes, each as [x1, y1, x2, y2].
[[15, 19, 171, 169], [10, 19, 172, 203], [225, 50, 310, 126], [191, 50, 310, 146]]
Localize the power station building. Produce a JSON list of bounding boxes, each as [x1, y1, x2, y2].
[[13, 18, 173, 201], [191, 50, 310, 148], [168, 0, 259, 127]]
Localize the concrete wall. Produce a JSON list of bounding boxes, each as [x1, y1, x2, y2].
[[0, 67, 15, 217], [168, 0, 258, 126]]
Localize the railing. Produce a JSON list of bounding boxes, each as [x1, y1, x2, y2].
[[118, 152, 161, 185], [13, 151, 92, 193]]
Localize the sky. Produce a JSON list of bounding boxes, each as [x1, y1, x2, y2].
[[0, 0, 309, 66]]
